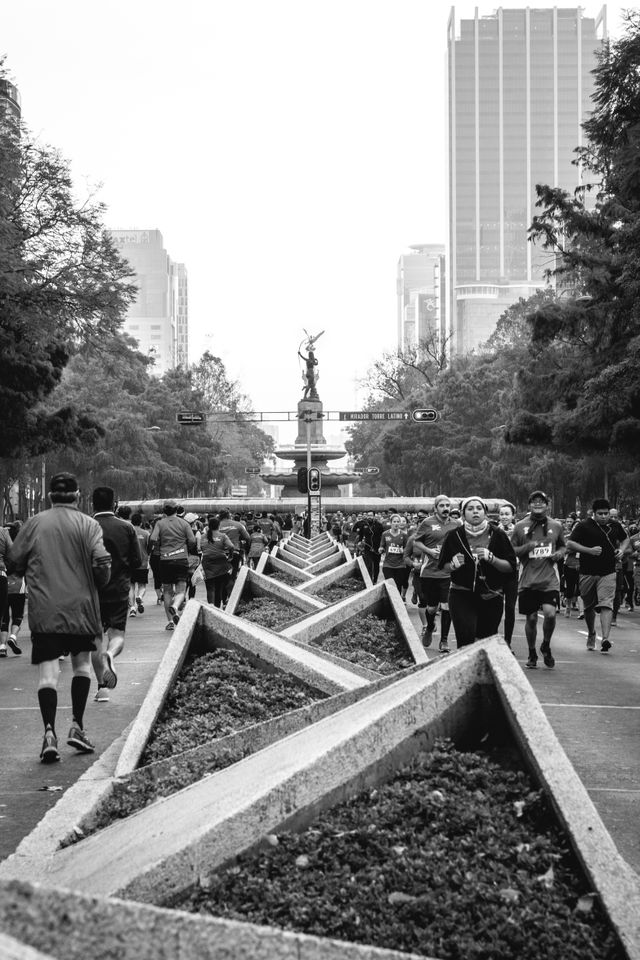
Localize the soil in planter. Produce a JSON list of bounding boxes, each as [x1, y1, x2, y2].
[[172, 740, 623, 960], [142, 648, 325, 765], [313, 612, 412, 674], [236, 595, 301, 631], [267, 569, 305, 588], [316, 576, 364, 604]]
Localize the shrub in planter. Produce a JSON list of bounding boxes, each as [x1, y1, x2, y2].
[[312, 613, 413, 675], [236, 596, 300, 631], [172, 740, 623, 960], [142, 649, 324, 765]]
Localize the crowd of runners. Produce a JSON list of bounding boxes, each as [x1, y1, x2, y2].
[[0, 472, 638, 764]]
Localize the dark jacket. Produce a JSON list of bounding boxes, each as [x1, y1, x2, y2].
[[438, 525, 516, 594], [94, 512, 142, 601], [8, 504, 111, 635]]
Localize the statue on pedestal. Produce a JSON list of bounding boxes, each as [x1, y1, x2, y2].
[[298, 329, 324, 401]]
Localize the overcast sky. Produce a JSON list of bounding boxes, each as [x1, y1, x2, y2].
[[1, 1, 628, 439]]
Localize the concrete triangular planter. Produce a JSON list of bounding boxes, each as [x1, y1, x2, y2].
[[3, 640, 639, 960]]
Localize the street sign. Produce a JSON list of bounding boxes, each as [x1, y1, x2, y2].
[[412, 409, 439, 422], [244, 467, 262, 475], [177, 412, 205, 424], [365, 466, 380, 475], [338, 411, 411, 422]]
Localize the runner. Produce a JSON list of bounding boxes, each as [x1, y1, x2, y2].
[[566, 498, 630, 654], [7, 473, 111, 762], [149, 499, 197, 630], [409, 495, 460, 652], [511, 491, 566, 669], [92, 487, 142, 700], [379, 514, 409, 596], [128, 512, 150, 617]]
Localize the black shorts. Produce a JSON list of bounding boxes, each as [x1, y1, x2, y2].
[[159, 560, 189, 585], [518, 589, 560, 615], [382, 566, 410, 590], [1, 594, 26, 631], [100, 597, 129, 632], [31, 633, 96, 665], [417, 577, 450, 608], [131, 568, 149, 585]]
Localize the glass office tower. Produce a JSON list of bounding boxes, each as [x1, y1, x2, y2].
[[447, 7, 606, 353]]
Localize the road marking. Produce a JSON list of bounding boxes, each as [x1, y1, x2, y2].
[[587, 787, 640, 794], [540, 702, 640, 710]]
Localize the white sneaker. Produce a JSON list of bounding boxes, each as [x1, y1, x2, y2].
[[94, 685, 110, 702]]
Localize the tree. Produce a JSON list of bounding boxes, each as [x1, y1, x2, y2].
[[0, 69, 136, 460], [505, 11, 640, 487]]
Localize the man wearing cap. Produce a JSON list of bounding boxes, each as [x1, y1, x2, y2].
[[566, 498, 630, 653], [149, 499, 197, 629], [406, 495, 460, 651], [91, 486, 142, 700], [8, 473, 112, 762], [511, 491, 566, 669]]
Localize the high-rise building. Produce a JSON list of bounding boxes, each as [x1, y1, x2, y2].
[[397, 244, 446, 352], [0, 78, 21, 131], [447, 6, 606, 353], [173, 262, 189, 369], [110, 229, 188, 374]]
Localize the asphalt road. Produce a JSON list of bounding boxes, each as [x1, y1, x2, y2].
[[1, 591, 638, 876]]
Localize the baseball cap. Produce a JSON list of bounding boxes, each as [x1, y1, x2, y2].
[[49, 472, 78, 494], [528, 490, 549, 504]]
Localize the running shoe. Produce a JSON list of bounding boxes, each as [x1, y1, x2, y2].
[[102, 650, 117, 690], [586, 634, 596, 651], [540, 640, 555, 668], [421, 625, 434, 648], [611, 619, 618, 628], [7, 635, 22, 655], [168, 604, 177, 617], [128, 608, 137, 617], [136, 598, 144, 614], [525, 653, 538, 669], [94, 685, 110, 702], [165, 621, 175, 631], [40, 727, 60, 764], [0, 643, 6, 657], [601, 638, 612, 653], [172, 613, 180, 626], [67, 725, 95, 753], [438, 640, 450, 654]]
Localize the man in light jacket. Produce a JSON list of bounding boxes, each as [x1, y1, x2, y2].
[[8, 473, 111, 763]]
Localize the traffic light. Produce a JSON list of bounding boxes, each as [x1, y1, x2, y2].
[[297, 467, 308, 493], [308, 468, 321, 492], [412, 409, 439, 422]]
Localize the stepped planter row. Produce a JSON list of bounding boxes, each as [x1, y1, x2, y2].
[[2, 534, 639, 959]]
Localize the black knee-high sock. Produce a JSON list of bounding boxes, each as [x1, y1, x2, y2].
[[38, 687, 57, 732], [441, 609, 451, 641], [426, 609, 436, 629], [71, 675, 91, 729]]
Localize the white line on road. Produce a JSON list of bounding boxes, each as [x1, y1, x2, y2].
[[540, 702, 640, 710]]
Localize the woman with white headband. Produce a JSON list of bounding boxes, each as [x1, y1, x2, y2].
[[438, 496, 517, 649]]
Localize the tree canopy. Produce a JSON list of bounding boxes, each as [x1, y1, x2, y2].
[[0, 65, 136, 460], [505, 11, 640, 469]]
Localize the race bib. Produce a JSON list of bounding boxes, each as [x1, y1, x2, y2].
[[531, 543, 552, 558], [387, 544, 403, 554]]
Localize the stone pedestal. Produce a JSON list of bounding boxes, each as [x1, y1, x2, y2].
[[264, 399, 358, 498]]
